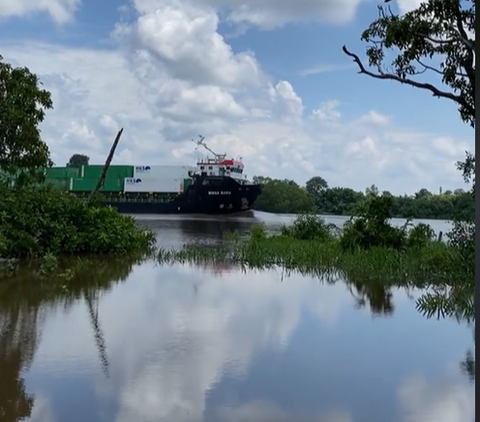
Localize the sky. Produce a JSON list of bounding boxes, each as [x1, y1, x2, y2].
[[0, 0, 474, 195]]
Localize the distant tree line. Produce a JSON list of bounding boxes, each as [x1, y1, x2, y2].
[[252, 175, 474, 221]]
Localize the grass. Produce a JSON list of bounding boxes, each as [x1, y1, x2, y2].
[[157, 228, 473, 287], [158, 223, 474, 321]]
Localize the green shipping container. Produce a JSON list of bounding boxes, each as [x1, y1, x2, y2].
[[183, 178, 192, 191], [81, 165, 133, 180], [71, 177, 122, 192], [0, 169, 45, 187], [43, 178, 71, 191], [45, 166, 80, 178]]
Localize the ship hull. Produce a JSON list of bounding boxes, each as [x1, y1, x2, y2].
[[100, 175, 261, 215]]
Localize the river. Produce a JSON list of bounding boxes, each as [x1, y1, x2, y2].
[[0, 212, 474, 422]]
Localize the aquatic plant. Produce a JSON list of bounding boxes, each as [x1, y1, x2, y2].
[[158, 200, 474, 287], [159, 233, 470, 285]]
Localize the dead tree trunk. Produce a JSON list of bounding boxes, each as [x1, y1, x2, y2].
[[89, 128, 124, 201]]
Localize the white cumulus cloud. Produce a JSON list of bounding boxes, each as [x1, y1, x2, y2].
[[0, 0, 472, 194], [0, 0, 80, 23], [398, 375, 475, 422]]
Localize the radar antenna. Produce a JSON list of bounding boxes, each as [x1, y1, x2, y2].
[[191, 135, 226, 159]]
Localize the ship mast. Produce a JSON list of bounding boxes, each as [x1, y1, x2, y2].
[[191, 135, 226, 160]]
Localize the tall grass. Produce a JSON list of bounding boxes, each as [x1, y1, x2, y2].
[[158, 229, 472, 286]]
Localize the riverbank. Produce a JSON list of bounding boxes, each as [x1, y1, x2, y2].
[[157, 212, 474, 287], [158, 234, 472, 283], [0, 185, 156, 260]]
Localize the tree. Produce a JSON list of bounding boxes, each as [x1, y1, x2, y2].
[[415, 188, 432, 198], [305, 176, 329, 197], [342, 0, 475, 127], [457, 150, 475, 192], [0, 55, 53, 173], [342, 0, 475, 256], [365, 184, 379, 196], [67, 153, 89, 168], [253, 177, 315, 214]]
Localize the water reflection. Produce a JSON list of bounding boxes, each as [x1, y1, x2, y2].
[[0, 259, 474, 422], [136, 213, 267, 249], [0, 255, 144, 422], [0, 303, 37, 422]]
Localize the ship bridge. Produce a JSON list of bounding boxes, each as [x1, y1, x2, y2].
[[190, 136, 249, 183]]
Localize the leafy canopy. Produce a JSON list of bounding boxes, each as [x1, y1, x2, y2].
[[0, 54, 53, 172], [252, 176, 315, 214], [67, 153, 90, 168], [343, 0, 475, 127]]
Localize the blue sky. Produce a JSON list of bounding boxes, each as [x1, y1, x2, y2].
[[0, 0, 474, 194]]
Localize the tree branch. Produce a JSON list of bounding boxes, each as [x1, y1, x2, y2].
[[342, 45, 465, 104], [450, 1, 475, 92], [416, 59, 444, 75], [451, 1, 475, 53]]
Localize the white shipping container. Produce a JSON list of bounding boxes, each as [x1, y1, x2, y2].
[[133, 165, 192, 179], [124, 177, 183, 193]]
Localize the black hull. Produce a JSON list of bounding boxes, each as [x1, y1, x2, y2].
[[103, 201, 253, 214], [101, 175, 261, 215]]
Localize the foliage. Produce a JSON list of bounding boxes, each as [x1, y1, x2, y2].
[[0, 55, 53, 173], [342, 0, 475, 230], [158, 234, 470, 285], [249, 223, 268, 242], [446, 219, 475, 260], [406, 222, 436, 248], [309, 185, 364, 216], [280, 214, 334, 241], [446, 150, 475, 264], [0, 185, 156, 259], [340, 193, 407, 250], [305, 176, 328, 197], [343, 0, 475, 127], [0, 55, 155, 260], [339, 193, 450, 251], [253, 175, 474, 220], [66, 153, 89, 168], [252, 176, 315, 214], [457, 150, 475, 190]]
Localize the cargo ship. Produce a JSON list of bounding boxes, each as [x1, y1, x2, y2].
[[24, 138, 262, 214]]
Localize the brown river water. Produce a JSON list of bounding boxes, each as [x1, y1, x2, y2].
[[0, 212, 473, 422]]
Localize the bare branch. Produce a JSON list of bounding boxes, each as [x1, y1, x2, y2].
[[342, 45, 465, 103], [416, 59, 444, 75]]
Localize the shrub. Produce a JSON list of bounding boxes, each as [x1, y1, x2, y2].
[[407, 222, 436, 248], [250, 223, 268, 241], [0, 185, 156, 259], [340, 193, 406, 251], [446, 219, 475, 261], [280, 214, 333, 241]]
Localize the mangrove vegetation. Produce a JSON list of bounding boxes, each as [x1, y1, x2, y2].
[[158, 193, 474, 283], [252, 175, 475, 220]]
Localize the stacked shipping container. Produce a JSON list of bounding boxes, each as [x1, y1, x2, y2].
[[70, 165, 133, 192], [124, 165, 193, 193], [2, 164, 194, 194], [42, 167, 79, 190], [123, 177, 184, 193]]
